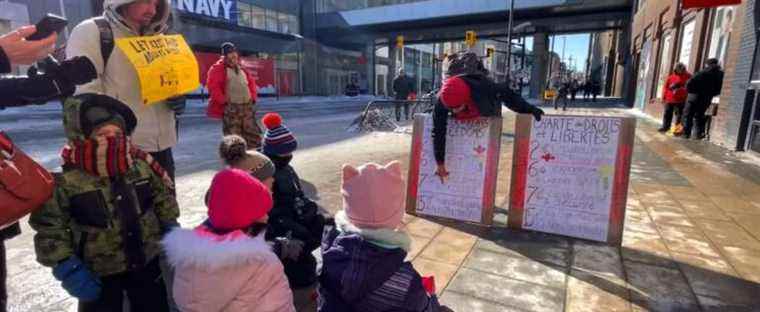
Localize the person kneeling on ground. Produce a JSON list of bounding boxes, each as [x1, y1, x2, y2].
[[163, 168, 295, 312], [30, 94, 178, 311], [434, 52, 544, 181], [261, 113, 326, 304], [318, 161, 452, 312]]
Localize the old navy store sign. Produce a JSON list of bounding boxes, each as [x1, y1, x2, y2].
[[173, 0, 237, 23]]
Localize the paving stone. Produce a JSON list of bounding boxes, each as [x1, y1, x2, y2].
[[657, 225, 722, 259], [709, 196, 760, 215], [404, 217, 444, 239], [671, 252, 760, 310], [678, 199, 732, 221], [463, 248, 566, 288], [572, 241, 625, 279], [566, 269, 631, 312], [624, 261, 700, 312], [476, 229, 570, 268], [621, 230, 676, 268], [446, 268, 564, 312], [435, 227, 478, 250], [721, 247, 760, 284], [419, 239, 473, 266], [440, 290, 526, 312], [696, 219, 760, 251], [647, 208, 696, 227], [411, 258, 459, 291], [665, 186, 709, 201], [726, 213, 760, 241], [407, 234, 432, 261]]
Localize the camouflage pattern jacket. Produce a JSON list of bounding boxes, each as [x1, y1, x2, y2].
[[30, 162, 179, 276]]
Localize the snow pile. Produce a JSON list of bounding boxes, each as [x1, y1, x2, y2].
[[347, 108, 399, 132]]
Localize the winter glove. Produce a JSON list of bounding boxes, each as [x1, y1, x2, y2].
[[530, 106, 545, 121], [53, 256, 102, 302], [274, 236, 305, 261], [166, 96, 187, 116]]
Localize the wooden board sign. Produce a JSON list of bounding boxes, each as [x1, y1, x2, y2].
[[508, 114, 635, 245], [406, 114, 502, 225]]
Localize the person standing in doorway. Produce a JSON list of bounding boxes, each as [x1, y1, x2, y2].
[[659, 63, 691, 133], [681, 58, 724, 140], [392, 69, 414, 121], [207, 42, 262, 149], [66, 0, 185, 181]]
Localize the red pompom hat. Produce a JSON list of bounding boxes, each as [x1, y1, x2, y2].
[[207, 168, 273, 231], [261, 113, 297, 156]]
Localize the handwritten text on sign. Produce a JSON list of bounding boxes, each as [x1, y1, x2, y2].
[[408, 114, 500, 224], [116, 35, 200, 105], [523, 116, 622, 242]]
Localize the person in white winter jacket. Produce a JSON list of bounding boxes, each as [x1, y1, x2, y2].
[[65, 0, 184, 180]]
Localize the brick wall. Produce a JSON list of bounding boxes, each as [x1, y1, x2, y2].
[[713, 0, 756, 150]]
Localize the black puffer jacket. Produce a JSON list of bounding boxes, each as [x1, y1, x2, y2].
[[686, 66, 724, 102]]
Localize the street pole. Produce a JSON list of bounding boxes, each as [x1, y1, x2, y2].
[[506, 0, 516, 83]]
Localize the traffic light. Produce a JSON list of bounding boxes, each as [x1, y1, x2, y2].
[[486, 47, 495, 58], [396, 35, 404, 48], [465, 31, 477, 47]]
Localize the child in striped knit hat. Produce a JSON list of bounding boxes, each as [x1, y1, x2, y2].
[[261, 113, 326, 311]]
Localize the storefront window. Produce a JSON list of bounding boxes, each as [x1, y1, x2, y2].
[[266, 9, 278, 32], [278, 12, 290, 33], [678, 20, 696, 70], [288, 15, 299, 34], [251, 6, 266, 30], [708, 6, 736, 65], [656, 32, 673, 99], [635, 39, 653, 109], [237, 2, 252, 28]]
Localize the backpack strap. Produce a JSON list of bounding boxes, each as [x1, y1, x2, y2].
[[93, 17, 114, 70]]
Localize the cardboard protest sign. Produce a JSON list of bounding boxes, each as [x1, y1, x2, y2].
[[406, 114, 502, 225], [116, 35, 199, 105], [508, 114, 635, 245]]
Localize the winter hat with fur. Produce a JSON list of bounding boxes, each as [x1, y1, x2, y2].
[[341, 161, 405, 229], [219, 135, 275, 181], [207, 168, 273, 231], [262, 113, 297, 156]]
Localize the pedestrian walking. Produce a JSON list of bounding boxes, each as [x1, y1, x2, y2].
[[66, 0, 185, 181], [570, 79, 579, 102], [261, 113, 325, 308], [392, 69, 415, 121], [162, 168, 295, 312], [30, 94, 179, 312], [659, 63, 691, 134], [681, 58, 724, 140], [582, 81, 591, 100], [591, 80, 601, 102], [433, 52, 544, 181], [554, 81, 570, 111], [207, 42, 263, 149], [318, 162, 452, 312]]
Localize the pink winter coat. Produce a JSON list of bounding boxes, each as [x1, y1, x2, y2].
[[162, 226, 295, 312]]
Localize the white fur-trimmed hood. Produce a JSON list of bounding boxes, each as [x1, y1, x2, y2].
[[161, 228, 278, 271]]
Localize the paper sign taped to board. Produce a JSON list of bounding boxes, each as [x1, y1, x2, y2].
[[406, 114, 502, 224], [116, 35, 200, 105], [508, 114, 635, 245]]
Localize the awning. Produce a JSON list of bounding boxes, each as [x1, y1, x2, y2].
[[682, 0, 741, 9]]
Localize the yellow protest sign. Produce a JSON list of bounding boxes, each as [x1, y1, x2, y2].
[[115, 35, 199, 105]]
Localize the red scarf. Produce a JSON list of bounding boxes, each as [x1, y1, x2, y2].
[[61, 135, 174, 190]]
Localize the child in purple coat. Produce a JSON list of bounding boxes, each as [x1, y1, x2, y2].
[[318, 161, 450, 312]]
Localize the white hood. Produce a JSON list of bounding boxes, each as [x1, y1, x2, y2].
[[104, 0, 171, 35]]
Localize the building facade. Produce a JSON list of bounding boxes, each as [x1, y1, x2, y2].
[[630, 0, 760, 154]]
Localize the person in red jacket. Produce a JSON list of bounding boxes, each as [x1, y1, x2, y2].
[[206, 42, 262, 149], [659, 63, 691, 133]]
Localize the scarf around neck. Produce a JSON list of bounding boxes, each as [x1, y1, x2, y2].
[[61, 135, 174, 189]]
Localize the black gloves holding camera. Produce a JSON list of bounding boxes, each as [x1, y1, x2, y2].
[[0, 55, 97, 109]]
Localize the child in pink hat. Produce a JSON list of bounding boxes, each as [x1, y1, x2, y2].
[[162, 168, 295, 312], [318, 161, 449, 312]]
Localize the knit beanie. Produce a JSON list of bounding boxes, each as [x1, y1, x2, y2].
[[219, 135, 275, 181], [262, 113, 298, 156], [341, 161, 405, 229], [221, 42, 237, 56], [207, 168, 273, 231]]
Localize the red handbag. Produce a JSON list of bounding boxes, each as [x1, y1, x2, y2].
[[0, 132, 54, 228]]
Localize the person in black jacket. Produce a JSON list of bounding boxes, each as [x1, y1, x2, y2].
[[392, 69, 415, 121], [433, 52, 544, 181], [0, 26, 94, 311], [681, 58, 724, 140]]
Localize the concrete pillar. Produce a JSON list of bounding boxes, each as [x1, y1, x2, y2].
[[367, 42, 376, 95], [388, 39, 399, 98], [530, 31, 550, 99]]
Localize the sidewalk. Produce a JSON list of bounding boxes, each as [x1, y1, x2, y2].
[[397, 102, 760, 311]]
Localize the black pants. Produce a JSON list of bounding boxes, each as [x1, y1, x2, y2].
[[149, 149, 175, 182], [0, 241, 6, 312], [78, 258, 168, 312], [661, 103, 685, 130], [394, 101, 410, 121], [683, 99, 710, 138]]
